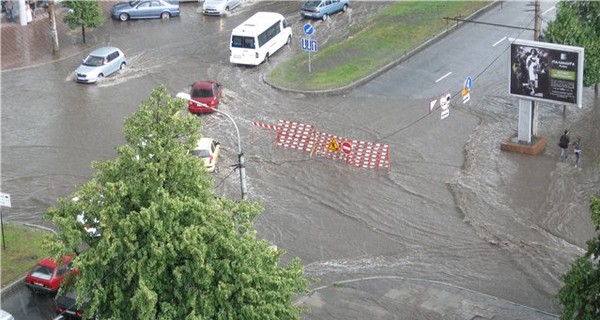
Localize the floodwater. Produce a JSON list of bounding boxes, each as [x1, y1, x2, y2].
[[1, 1, 599, 317]]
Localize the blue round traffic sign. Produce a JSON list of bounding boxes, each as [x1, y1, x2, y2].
[[303, 23, 314, 36], [464, 76, 473, 91]]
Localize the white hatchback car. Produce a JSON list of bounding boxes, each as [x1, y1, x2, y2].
[[75, 46, 127, 83], [202, 0, 241, 16]]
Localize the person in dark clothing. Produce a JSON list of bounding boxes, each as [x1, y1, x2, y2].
[[558, 130, 570, 162]]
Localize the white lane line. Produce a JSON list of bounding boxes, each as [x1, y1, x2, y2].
[[542, 6, 555, 15], [493, 36, 507, 47], [435, 72, 452, 83]]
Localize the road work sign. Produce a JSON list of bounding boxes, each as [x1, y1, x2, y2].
[[328, 137, 340, 152]]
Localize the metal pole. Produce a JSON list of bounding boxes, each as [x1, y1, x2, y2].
[[49, 0, 59, 52], [1, 207, 5, 250], [176, 93, 248, 200]]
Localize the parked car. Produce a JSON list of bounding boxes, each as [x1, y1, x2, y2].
[[24, 255, 77, 294], [0, 309, 14, 320], [74, 47, 126, 83], [191, 138, 220, 173], [55, 291, 91, 320], [300, 0, 349, 21], [202, 0, 241, 16], [71, 197, 103, 238], [188, 81, 222, 114], [111, 0, 180, 21]]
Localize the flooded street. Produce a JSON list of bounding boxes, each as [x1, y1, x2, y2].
[[2, 1, 599, 318]]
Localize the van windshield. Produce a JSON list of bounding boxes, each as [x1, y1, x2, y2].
[[231, 36, 255, 49]]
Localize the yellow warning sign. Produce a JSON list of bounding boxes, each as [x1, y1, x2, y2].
[[328, 137, 340, 152]]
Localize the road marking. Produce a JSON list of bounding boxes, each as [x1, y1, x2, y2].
[[542, 6, 555, 15], [435, 72, 452, 83], [492, 36, 507, 47]]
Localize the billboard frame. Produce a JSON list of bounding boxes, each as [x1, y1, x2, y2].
[[508, 38, 584, 108]]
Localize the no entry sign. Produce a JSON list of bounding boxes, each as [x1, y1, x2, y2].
[[341, 141, 352, 155]]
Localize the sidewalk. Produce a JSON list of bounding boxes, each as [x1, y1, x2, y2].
[[0, 2, 113, 71]]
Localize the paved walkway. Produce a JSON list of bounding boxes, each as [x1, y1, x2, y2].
[[1, 1, 114, 71]]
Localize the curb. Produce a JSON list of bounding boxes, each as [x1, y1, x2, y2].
[[0, 223, 57, 299], [263, 0, 502, 96], [295, 276, 560, 318]]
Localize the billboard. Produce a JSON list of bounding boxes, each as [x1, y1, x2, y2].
[[509, 39, 584, 108]]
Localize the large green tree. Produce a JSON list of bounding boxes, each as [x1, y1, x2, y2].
[[544, 1, 600, 89], [557, 196, 600, 319], [62, 0, 104, 44], [45, 86, 308, 319]]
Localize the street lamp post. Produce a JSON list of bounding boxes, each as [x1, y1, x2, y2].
[[176, 93, 248, 200]]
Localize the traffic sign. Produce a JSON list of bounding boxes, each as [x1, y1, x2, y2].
[[441, 108, 450, 120], [464, 76, 473, 91], [341, 141, 352, 155], [303, 23, 314, 36], [0, 192, 11, 208], [301, 38, 318, 52], [439, 93, 451, 110], [328, 137, 340, 152]]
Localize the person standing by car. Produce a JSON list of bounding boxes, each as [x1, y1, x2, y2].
[[558, 130, 570, 162], [572, 136, 582, 168]]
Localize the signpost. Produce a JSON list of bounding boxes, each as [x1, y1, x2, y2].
[[462, 76, 473, 104], [0, 192, 11, 250], [440, 92, 451, 120], [302, 23, 317, 72]]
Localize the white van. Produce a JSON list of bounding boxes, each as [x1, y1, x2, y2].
[[230, 12, 292, 65]]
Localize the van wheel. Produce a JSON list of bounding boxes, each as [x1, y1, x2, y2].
[[286, 35, 291, 45], [322, 14, 328, 21], [161, 12, 170, 19], [119, 13, 129, 21], [263, 53, 270, 64], [342, 4, 348, 12], [120, 62, 126, 71]]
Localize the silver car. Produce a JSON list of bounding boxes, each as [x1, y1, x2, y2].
[[202, 0, 241, 16], [75, 47, 127, 83]]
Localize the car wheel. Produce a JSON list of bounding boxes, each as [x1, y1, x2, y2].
[[120, 62, 126, 71], [119, 13, 129, 21], [263, 53, 269, 64], [97, 74, 104, 81], [286, 35, 291, 45], [342, 4, 348, 12], [161, 12, 170, 19], [322, 14, 328, 21]]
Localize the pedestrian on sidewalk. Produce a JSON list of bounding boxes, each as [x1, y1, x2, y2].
[[558, 130, 570, 162], [572, 136, 582, 168]]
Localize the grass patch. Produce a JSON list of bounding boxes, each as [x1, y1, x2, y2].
[[1, 224, 51, 287], [267, 1, 490, 90]]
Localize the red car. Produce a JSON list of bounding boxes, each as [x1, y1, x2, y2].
[[25, 255, 77, 294], [188, 80, 222, 114]]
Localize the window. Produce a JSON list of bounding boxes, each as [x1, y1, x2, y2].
[[138, 2, 150, 8], [257, 22, 281, 47], [231, 36, 255, 49], [151, 1, 161, 6], [192, 88, 213, 98], [107, 51, 118, 62]]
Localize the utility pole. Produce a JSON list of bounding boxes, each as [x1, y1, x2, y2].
[[49, 0, 59, 52]]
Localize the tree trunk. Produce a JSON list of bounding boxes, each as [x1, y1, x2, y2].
[[49, 0, 59, 52], [82, 25, 86, 44]]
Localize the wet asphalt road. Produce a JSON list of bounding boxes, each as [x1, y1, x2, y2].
[[2, 1, 600, 319]]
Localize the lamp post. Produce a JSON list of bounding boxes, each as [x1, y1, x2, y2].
[[176, 93, 248, 200]]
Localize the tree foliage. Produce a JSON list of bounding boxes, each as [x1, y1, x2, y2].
[[45, 86, 308, 320], [557, 196, 600, 319], [544, 1, 600, 87], [62, 0, 104, 43]]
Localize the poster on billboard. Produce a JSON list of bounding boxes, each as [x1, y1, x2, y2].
[[509, 38, 584, 108]]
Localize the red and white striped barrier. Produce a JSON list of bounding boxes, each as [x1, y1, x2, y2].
[[252, 119, 390, 171]]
